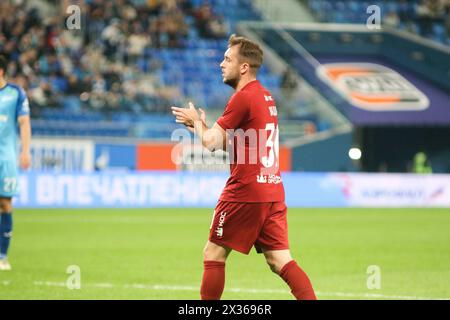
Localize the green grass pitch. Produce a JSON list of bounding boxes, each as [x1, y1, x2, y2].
[[0, 208, 449, 300]]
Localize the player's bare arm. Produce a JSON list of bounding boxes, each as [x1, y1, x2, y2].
[[18, 115, 31, 170], [171, 102, 226, 152]]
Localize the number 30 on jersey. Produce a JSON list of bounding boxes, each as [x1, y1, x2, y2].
[[261, 123, 279, 168]]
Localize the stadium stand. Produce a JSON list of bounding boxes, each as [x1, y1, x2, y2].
[[307, 0, 450, 45], [1, 0, 297, 139]]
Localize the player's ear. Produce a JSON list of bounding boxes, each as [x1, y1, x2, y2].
[[240, 62, 250, 75]]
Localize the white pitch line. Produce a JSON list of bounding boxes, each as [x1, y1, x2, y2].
[[34, 281, 66, 287], [1, 281, 448, 300], [314, 291, 449, 300]]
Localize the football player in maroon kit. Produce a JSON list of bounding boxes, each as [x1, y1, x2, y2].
[[171, 35, 316, 300]]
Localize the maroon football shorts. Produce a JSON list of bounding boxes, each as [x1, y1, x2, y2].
[[208, 201, 290, 254]]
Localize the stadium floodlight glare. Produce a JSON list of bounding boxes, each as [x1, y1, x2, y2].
[[349, 148, 362, 160]]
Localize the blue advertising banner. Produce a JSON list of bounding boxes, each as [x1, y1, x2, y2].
[[14, 172, 450, 208], [94, 143, 137, 170]]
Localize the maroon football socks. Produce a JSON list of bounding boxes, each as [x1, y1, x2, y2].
[[200, 259, 316, 300], [279, 260, 317, 300], [200, 260, 226, 300]]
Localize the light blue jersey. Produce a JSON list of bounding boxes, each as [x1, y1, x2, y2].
[[0, 83, 30, 197]]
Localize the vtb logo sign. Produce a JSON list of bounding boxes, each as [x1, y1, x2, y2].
[[316, 63, 430, 111], [215, 211, 227, 238]]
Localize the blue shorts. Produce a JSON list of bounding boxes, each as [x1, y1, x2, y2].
[[0, 161, 19, 198]]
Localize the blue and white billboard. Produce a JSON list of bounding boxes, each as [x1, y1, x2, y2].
[[31, 138, 95, 172], [14, 172, 450, 208]]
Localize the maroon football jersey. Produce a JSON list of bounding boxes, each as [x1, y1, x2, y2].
[[216, 80, 285, 202]]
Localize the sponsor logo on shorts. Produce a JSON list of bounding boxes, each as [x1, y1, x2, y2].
[[215, 211, 227, 238], [316, 63, 429, 111]]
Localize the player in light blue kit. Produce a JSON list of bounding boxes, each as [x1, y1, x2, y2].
[[0, 55, 32, 271]]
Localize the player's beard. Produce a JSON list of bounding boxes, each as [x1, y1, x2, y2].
[[223, 73, 240, 89]]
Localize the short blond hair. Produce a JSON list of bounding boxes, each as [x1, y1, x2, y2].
[[228, 34, 263, 71]]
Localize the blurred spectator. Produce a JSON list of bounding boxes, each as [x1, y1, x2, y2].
[[101, 19, 126, 59], [92, 74, 107, 94], [280, 68, 298, 98], [415, 0, 446, 36], [127, 24, 151, 62], [384, 11, 400, 28], [397, 0, 413, 23], [427, 0, 446, 18], [194, 3, 228, 39], [66, 75, 83, 95], [30, 81, 61, 109], [416, 0, 434, 36]]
